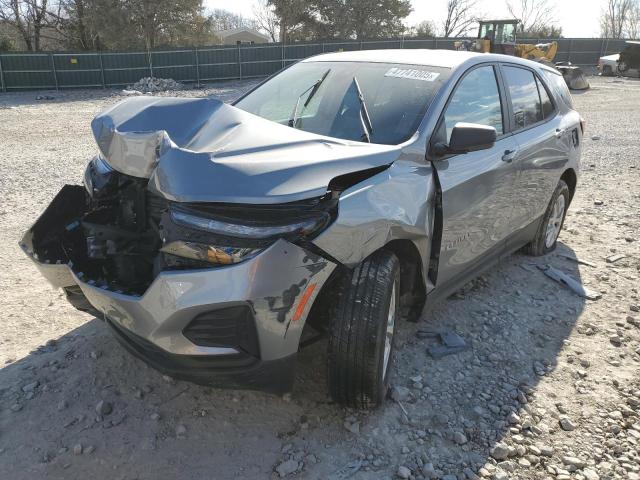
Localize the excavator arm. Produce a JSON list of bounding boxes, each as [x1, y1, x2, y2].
[[514, 41, 558, 62]]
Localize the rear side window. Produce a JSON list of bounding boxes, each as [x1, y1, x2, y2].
[[536, 77, 555, 119], [443, 65, 504, 141], [542, 70, 574, 108], [502, 66, 542, 129]]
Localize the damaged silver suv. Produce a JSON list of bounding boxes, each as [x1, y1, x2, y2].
[[21, 50, 582, 408]]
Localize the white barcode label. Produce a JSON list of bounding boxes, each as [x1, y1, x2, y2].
[[384, 67, 440, 82]]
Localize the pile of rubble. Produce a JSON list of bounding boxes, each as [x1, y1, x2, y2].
[[126, 77, 184, 93]]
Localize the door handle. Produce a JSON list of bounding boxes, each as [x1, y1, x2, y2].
[[501, 149, 517, 163], [555, 128, 566, 138]]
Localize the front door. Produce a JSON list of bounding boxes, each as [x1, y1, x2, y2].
[[430, 64, 519, 286]]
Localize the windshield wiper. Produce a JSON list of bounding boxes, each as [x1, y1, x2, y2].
[[352, 76, 373, 143], [288, 69, 331, 129]]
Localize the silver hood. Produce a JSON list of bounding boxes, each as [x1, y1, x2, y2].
[[91, 97, 402, 204]]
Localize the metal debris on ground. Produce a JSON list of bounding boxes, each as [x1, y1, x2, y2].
[[519, 263, 539, 273], [328, 460, 363, 480], [538, 265, 602, 300], [558, 253, 597, 267], [417, 329, 470, 358], [605, 254, 626, 263]]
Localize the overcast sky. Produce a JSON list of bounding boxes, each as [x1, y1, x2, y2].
[[204, 0, 606, 37]]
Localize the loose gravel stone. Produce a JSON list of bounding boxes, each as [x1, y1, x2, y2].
[[396, 466, 411, 479], [276, 459, 299, 478], [21, 381, 39, 392], [491, 443, 510, 461], [559, 416, 577, 431], [95, 400, 112, 416]]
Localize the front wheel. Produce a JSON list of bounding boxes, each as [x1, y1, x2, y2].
[[523, 179, 570, 256], [327, 250, 400, 409]]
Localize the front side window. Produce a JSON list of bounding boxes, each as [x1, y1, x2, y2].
[[443, 65, 504, 142], [234, 61, 450, 145], [502, 66, 543, 130]]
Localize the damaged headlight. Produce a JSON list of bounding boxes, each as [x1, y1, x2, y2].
[[161, 204, 334, 267], [170, 208, 331, 241], [160, 241, 260, 265]]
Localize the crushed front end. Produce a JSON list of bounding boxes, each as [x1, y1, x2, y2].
[[20, 156, 337, 393]]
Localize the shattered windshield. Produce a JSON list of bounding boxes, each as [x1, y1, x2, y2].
[[234, 61, 449, 145]]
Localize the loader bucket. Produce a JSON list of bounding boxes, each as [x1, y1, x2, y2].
[[556, 65, 590, 90]]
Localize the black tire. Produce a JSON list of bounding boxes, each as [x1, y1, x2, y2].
[[602, 65, 613, 76], [327, 250, 400, 409], [523, 180, 570, 256]]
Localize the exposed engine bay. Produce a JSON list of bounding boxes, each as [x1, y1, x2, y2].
[[22, 156, 337, 296]]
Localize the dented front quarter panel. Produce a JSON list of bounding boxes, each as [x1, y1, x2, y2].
[[32, 238, 334, 361], [313, 155, 436, 283]]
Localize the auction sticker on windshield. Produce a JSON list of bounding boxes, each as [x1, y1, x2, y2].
[[384, 67, 440, 82]]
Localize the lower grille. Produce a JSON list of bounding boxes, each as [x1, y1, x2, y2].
[[182, 306, 260, 357]]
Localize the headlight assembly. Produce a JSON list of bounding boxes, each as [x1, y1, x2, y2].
[[161, 202, 335, 267], [160, 241, 260, 265], [170, 207, 331, 241]]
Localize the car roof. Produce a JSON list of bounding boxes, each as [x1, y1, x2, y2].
[[301, 49, 552, 72]]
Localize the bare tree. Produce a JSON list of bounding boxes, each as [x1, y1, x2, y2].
[[209, 8, 259, 32], [409, 20, 437, 38], [0, 0, 57, 50], [600, 0, 635, 38], [506, 0, 556, 33], [626, 1, 640, 38], [253, 0, 278, 42], [442, 0, 477, 37]]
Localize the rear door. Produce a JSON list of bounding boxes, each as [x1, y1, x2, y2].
[[499, 64, 572, 234], [430, 64, 519, 286]]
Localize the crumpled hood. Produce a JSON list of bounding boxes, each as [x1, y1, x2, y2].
[[91, 97, 402, 203]]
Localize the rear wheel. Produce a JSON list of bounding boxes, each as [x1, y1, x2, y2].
[[602, 65, 613, 76], [523, 180, 570, 256], [327, 250, 400, 409]]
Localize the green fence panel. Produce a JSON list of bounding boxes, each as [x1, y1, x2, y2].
[[361, 39, 403, 49], [322, 41, 361, 53], [101, 52, 149, 70], [240, 60, 282, 78], [240, 44, 282, 62], [4, 70, 55, 90], [403, 39, 438, 49], [53, 53, 101, 70], [284, 43, 323, 61], [0, 53, 51, 71], [198, 47, 238, 66], [56, 69, 103, 87], [151, 65, 197, 82], [103, 68, 149, 86], [199, 63, 240, 81], [0, 38, 628, 92]]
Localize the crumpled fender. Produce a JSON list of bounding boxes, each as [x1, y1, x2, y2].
[[312, 160, 436, 275]]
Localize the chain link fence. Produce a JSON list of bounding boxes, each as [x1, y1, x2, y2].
[[0, 37, 628, 92]]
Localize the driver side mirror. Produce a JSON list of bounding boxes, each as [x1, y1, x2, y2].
[[433, 122, 497, 156]]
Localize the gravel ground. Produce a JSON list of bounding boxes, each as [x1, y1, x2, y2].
[[0, 76, 639, 480]]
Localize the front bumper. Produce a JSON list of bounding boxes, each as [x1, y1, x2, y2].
[[21, 186, 336, 392]]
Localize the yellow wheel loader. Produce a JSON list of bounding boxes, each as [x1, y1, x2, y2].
[[455, 19, 589, 90]]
